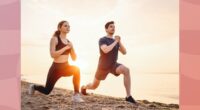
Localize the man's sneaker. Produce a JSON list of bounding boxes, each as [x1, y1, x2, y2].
[[125, 96, 137, 104], [81, 86, 88, 95], [28, 84, 35, 95], [72, 94, 84, 103]]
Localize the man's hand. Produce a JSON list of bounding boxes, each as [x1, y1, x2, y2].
[[115, 35, 121, 42]]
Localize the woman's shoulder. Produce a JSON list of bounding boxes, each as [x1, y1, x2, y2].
[[51, 36, 58, 43]]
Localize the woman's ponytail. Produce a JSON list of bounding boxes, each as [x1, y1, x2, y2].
[[52, 20, 67, 37], [53, 30, 60, 37]]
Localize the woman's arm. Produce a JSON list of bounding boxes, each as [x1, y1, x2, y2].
[[69, 42, 77, 61], [50, 37, 71, 58]]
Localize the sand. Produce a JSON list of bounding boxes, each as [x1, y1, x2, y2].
[[21, 81, 179, 110]]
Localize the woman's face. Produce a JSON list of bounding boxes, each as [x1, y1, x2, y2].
[[59, 22, 70, 33]]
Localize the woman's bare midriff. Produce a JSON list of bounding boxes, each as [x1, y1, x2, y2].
[[53, 55, 69, 63]]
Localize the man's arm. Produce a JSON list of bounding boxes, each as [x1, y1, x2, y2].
[[100, 37, 120, 54], [119, 41, 127, 55], [100, 41, 118, 54]]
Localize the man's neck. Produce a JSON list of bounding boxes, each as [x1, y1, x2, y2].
[[106, 34, 113, 38]]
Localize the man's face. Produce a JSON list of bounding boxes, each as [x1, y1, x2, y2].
[[106, 24, 115, 35]]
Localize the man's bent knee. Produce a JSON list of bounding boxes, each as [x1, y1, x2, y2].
[[123, 67, 130, 76]]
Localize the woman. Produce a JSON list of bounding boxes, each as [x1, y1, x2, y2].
[[28, 20, 84, 102]]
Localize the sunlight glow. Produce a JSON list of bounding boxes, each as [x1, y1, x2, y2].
[[69, 59, 89, 72]]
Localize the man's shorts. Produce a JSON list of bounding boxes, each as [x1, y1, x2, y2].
[[95, 63, 122, 80]]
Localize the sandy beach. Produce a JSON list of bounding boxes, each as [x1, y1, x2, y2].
[[21, 81, 179, 110]]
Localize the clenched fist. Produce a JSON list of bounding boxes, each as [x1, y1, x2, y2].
[[114, 35, 121, 42]]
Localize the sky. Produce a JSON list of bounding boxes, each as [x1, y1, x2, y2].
[[21, 0, 179, 103], [21, 0, 179, 74]]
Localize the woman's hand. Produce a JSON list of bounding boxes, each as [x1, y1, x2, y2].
[[65, 44, 72, 50]]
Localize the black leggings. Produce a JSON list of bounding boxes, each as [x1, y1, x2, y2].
[[34, 62, 80, 95]]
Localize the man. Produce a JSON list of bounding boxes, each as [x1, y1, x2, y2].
[[81, 21, 136, 104]]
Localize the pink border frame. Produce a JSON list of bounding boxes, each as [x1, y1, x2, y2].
[[0, 0, 20, 110], [180, 0, 200, 109], [0, 0, 200, 109]]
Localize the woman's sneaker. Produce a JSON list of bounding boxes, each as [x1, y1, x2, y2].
[[125, 96, 137, 104], [28, 84, 35, 95], [72, 94, 84, 102]]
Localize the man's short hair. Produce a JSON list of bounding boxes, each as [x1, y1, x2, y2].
[[105, 21, 114, 29]]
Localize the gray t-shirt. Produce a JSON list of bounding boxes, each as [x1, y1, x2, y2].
[[97, 36, 120, 70]]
